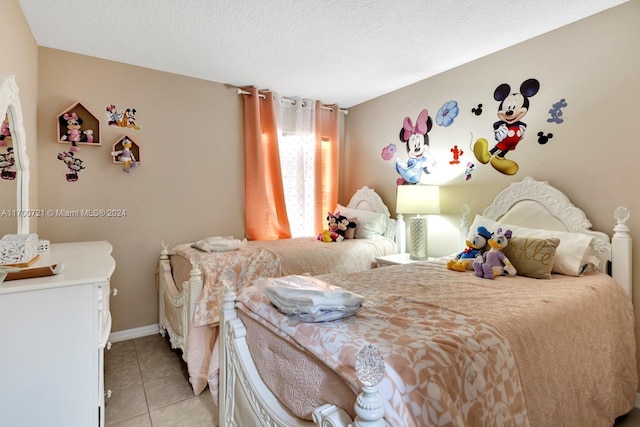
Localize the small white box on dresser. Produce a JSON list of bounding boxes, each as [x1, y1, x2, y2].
[[0, 233, 38, 264]]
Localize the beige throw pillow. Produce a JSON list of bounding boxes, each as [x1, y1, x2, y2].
[[502, 237, 560, 279]]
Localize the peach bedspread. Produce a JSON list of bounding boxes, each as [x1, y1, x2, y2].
[[234, 259, 637, 426], [249, 236, 397, 276], [170, 236, 395, 394]]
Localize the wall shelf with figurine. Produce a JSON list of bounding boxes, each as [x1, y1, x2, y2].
[[111, 135, 140, 173], [57, 102, 100, 151]]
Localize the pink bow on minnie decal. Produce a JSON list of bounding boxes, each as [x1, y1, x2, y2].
[[64, 112, 78, 121], [403, 109, 429, 140]]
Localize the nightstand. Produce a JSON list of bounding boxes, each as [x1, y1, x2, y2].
[[376, 253, 431, 267]]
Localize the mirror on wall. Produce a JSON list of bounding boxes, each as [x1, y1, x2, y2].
[[0, 74, 30, 236]]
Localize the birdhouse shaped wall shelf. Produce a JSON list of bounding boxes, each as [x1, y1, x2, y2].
[[57, 102, 100, 151], [111, 135, 140, 173]]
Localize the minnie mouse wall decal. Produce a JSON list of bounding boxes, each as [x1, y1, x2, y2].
[[394, 109, 435, 184], [472, 78, 540, 175]]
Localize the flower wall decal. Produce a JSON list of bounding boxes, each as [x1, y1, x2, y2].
[[436, 100, 459, 127]]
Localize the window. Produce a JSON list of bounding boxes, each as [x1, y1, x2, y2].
[[278, 131, 316, 237]]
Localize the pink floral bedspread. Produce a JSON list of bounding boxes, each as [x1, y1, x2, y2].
[[169, 243, 281, 394], [169, 243, 280, 327], [237, 279, 529, 427]]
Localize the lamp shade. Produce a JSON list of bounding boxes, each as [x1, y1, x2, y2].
[[396, 185, 440, 215]]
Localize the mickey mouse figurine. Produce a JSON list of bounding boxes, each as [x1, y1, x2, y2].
[[473, 78, 540, 175]]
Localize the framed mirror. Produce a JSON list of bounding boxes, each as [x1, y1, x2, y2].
[[0, 74, 30, 236]]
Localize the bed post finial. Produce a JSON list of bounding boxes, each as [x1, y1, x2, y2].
[[612, 206, 632, 297], [353, 345, 386, 427], [613, 206, 630, 238], [160, 238, 170, 260], [460, 204, 471, 250]]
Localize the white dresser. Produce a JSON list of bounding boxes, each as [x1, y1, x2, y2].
[[0, 241, 116, 427]]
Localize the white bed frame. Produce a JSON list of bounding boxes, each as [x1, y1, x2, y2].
[[216, 176, 633, 426], [157, 186, 396, 362]]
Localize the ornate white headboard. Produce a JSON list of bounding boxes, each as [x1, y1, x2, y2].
[[463, 177, 631, 295], [346, 186, 396, 241], [482, 177, 611, 268]]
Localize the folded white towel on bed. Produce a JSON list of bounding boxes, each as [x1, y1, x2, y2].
[[260, 275, 364, 322], [192, 236, 247, 253]]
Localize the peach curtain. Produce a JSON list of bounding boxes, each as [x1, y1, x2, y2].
[[314, 102, 339, 234], [242, 88, 291, 240]]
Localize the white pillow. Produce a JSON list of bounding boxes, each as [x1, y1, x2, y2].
[[468, 215, 594, 276], [336, 204, 387, 239]]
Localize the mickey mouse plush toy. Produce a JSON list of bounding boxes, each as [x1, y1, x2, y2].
[[473, 78, 540, 175]]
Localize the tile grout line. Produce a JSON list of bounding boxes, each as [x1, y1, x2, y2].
[[135, 341, 153, 426]]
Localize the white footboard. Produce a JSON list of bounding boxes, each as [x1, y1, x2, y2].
[[157, 244, 203, 362], [219, 282, 386, 427]]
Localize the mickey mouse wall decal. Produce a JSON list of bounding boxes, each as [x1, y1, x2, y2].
[[537, 131, 553, 144], [547, 98, 567, 124], [472, 78, 540, 175], [471, 103, 483, 116]]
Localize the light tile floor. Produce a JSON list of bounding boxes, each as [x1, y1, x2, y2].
[[105, 333, 640, 427], [104, 334, 218, 426]]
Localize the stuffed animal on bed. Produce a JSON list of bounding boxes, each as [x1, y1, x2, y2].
[[447, 226, 492, 271], [473, 228, 517, 279], [336, 215, 356, 239], [317, 211, 355, 242]]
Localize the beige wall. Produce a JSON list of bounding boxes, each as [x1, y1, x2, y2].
[[0, 0, 38, 236], [345, 0, 640, 376], [36, 50, 245, 332]]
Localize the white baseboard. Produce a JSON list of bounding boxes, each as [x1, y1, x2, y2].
[[109, 324, 160, 342]]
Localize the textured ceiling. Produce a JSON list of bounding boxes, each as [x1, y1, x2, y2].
[[18, 0, 627, 107]]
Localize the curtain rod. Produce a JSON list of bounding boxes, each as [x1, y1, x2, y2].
[[236, 88, 348, 115]]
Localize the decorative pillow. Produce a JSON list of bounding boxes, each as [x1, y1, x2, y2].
[[336, 204, 387, 239], [468, 215, 594, 276], [502, 237, 559, 279]]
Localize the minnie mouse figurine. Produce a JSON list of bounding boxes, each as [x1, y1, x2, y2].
[[59, 112, 83, 152]]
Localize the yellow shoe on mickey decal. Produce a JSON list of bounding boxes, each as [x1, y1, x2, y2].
[[473, 138, 491, 164], [490, 156, 519, 175]]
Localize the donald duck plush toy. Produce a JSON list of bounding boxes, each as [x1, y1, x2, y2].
[[447, 226, 492, 272]]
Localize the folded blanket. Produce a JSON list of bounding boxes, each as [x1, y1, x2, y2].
[[192, 236, 247, 253], [258, 275, 364, 322]]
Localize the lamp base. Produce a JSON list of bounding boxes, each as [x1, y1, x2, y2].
[[409, 215, 428, 261]]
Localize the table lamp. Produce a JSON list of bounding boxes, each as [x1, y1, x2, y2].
[[396, 185, 440, 260]]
